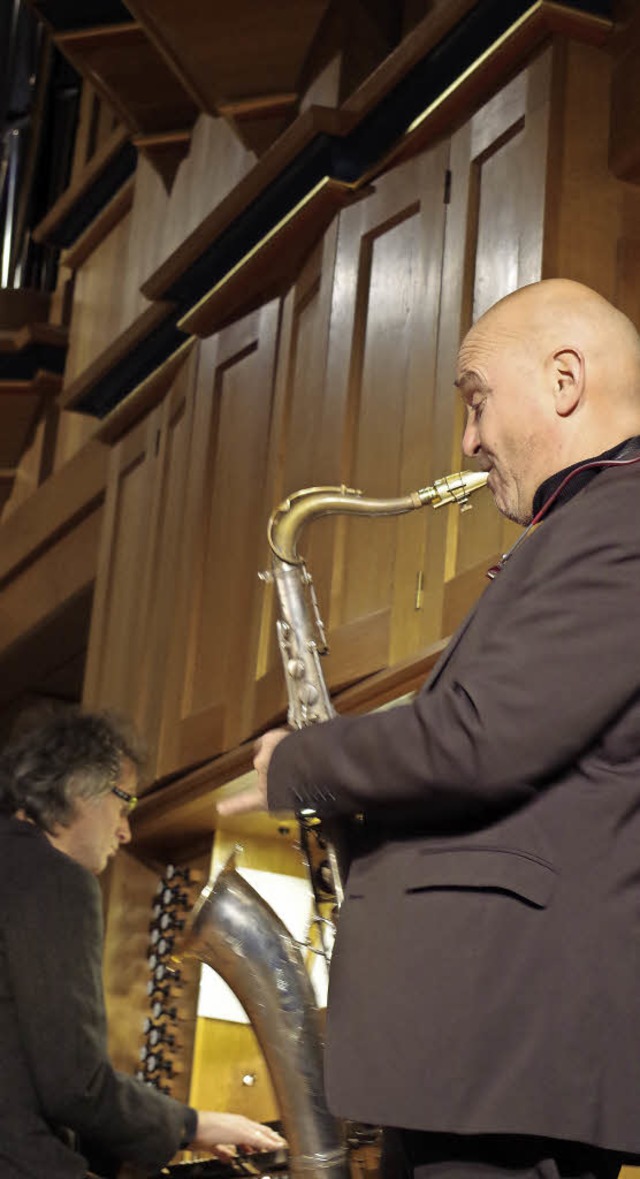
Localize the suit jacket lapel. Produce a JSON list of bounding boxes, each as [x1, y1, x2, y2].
[[422, 597, 483, 693]]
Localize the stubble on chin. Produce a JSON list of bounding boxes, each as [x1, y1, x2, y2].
[[490, 479, 532, 527]]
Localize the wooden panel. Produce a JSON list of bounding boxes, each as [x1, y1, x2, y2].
[[436, 47, 554, 584], [103, 847, 206, 1110], [140, 107, 349, 303], [83, 349, 198, 779], [0, 587, 92, 718], [82, 414, 161, 722], [63, 175, 135, 270], [190, 1018, 278, 1121], [609, 0, 640, 182], [0, 376, 59, 468], [103, 849, 161, 1075], [543, 38, 640, 303], [0, 437, 107, 581], [0, 510, 101, 652], [33, 125, 131, 246], [373, 1, 611, 181], [62, 211, 147, 385], [157, 303, 281, 775], [320, 146, 450, 667], [252, 231, 339, 728]]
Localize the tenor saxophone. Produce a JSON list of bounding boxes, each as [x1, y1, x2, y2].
[[182, 470, 487, 1179], [266, 470, 488, 911]]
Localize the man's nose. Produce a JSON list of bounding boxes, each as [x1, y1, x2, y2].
[[462, 417, 481, 457], [117, 815, 132, 845]]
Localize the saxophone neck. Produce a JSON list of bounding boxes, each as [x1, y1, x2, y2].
[[268, 471, 488, 564]]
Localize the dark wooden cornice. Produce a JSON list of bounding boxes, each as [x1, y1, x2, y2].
[[140, 105, 354, 302], [177, 178, 365, 339], [59, 301, 179, 417], [32, 125, 136, 249], [58, 0, 613, 420]]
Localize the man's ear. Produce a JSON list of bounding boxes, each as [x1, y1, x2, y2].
[[550, 347, 584, 417]]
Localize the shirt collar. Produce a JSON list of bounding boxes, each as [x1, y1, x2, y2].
[[532, 436, 640, 518]]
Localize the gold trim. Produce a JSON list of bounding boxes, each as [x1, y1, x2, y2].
[[406, 1, 611, 137], [407, 2, 541, 135]]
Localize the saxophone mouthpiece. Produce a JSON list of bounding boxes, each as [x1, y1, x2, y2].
[[422, 470, 489, 509]]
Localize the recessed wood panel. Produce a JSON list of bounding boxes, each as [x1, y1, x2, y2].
[[185, 324, 276, 722], [321, 146, 450, 667], [158, 303, 281, 774], [439, 48, 553, 583], [83, 351, 198, 781]]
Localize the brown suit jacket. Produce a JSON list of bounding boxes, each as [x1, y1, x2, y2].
[[267, 462, 640, 1153]]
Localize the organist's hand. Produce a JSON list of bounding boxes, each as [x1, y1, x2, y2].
[[189, 1111, 286, 1160], [216, 729, 290, 817]]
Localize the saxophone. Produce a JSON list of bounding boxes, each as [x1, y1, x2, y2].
[[266, 470, 489, 913], [183, 850, 349, 1179], [182, 470, 487, 1178]]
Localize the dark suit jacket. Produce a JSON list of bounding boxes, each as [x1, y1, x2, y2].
[[0, 817, 189, 1177], [267, 463, 640, 1154]]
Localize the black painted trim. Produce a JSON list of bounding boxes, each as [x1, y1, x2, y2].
[[81, 315, 190, 420], [45, 140, 137, 248], [0, 343, 67, 381], [30, 1, 133, 34]]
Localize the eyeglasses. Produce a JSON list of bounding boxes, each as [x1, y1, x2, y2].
[[112, 784, 138, 813]]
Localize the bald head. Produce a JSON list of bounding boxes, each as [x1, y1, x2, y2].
[[480, 279, 640, 384], [456, 279, 640, 524]]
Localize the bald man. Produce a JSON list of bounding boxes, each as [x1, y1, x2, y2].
[[221, 280, 640, 1179]]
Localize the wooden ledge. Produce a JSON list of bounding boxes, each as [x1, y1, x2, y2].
[[0, 437, 108, 587], [59, 300, 175, 412], [55, 22, 199, 138], [131, 636, 450, 854], [0, 324, 68, 383], [95, 337, 196, 444], [343, 0, 610, 127], [33, 126, 134, 247], [0, 323, 68, 353], [178, 177, 363, 338], [63, 175, 136, 271], [362, 0, 613, 180], [141, 104, 355, 302], [342, 0, 482, 120]]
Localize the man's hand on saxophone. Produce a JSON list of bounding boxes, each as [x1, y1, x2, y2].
[[217, 728, 290, 817]]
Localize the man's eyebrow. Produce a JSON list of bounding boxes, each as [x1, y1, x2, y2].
[[454, 370, 483, 393]]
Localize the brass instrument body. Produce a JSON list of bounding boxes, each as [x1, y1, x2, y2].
[[183, 854, 348, 1178]]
